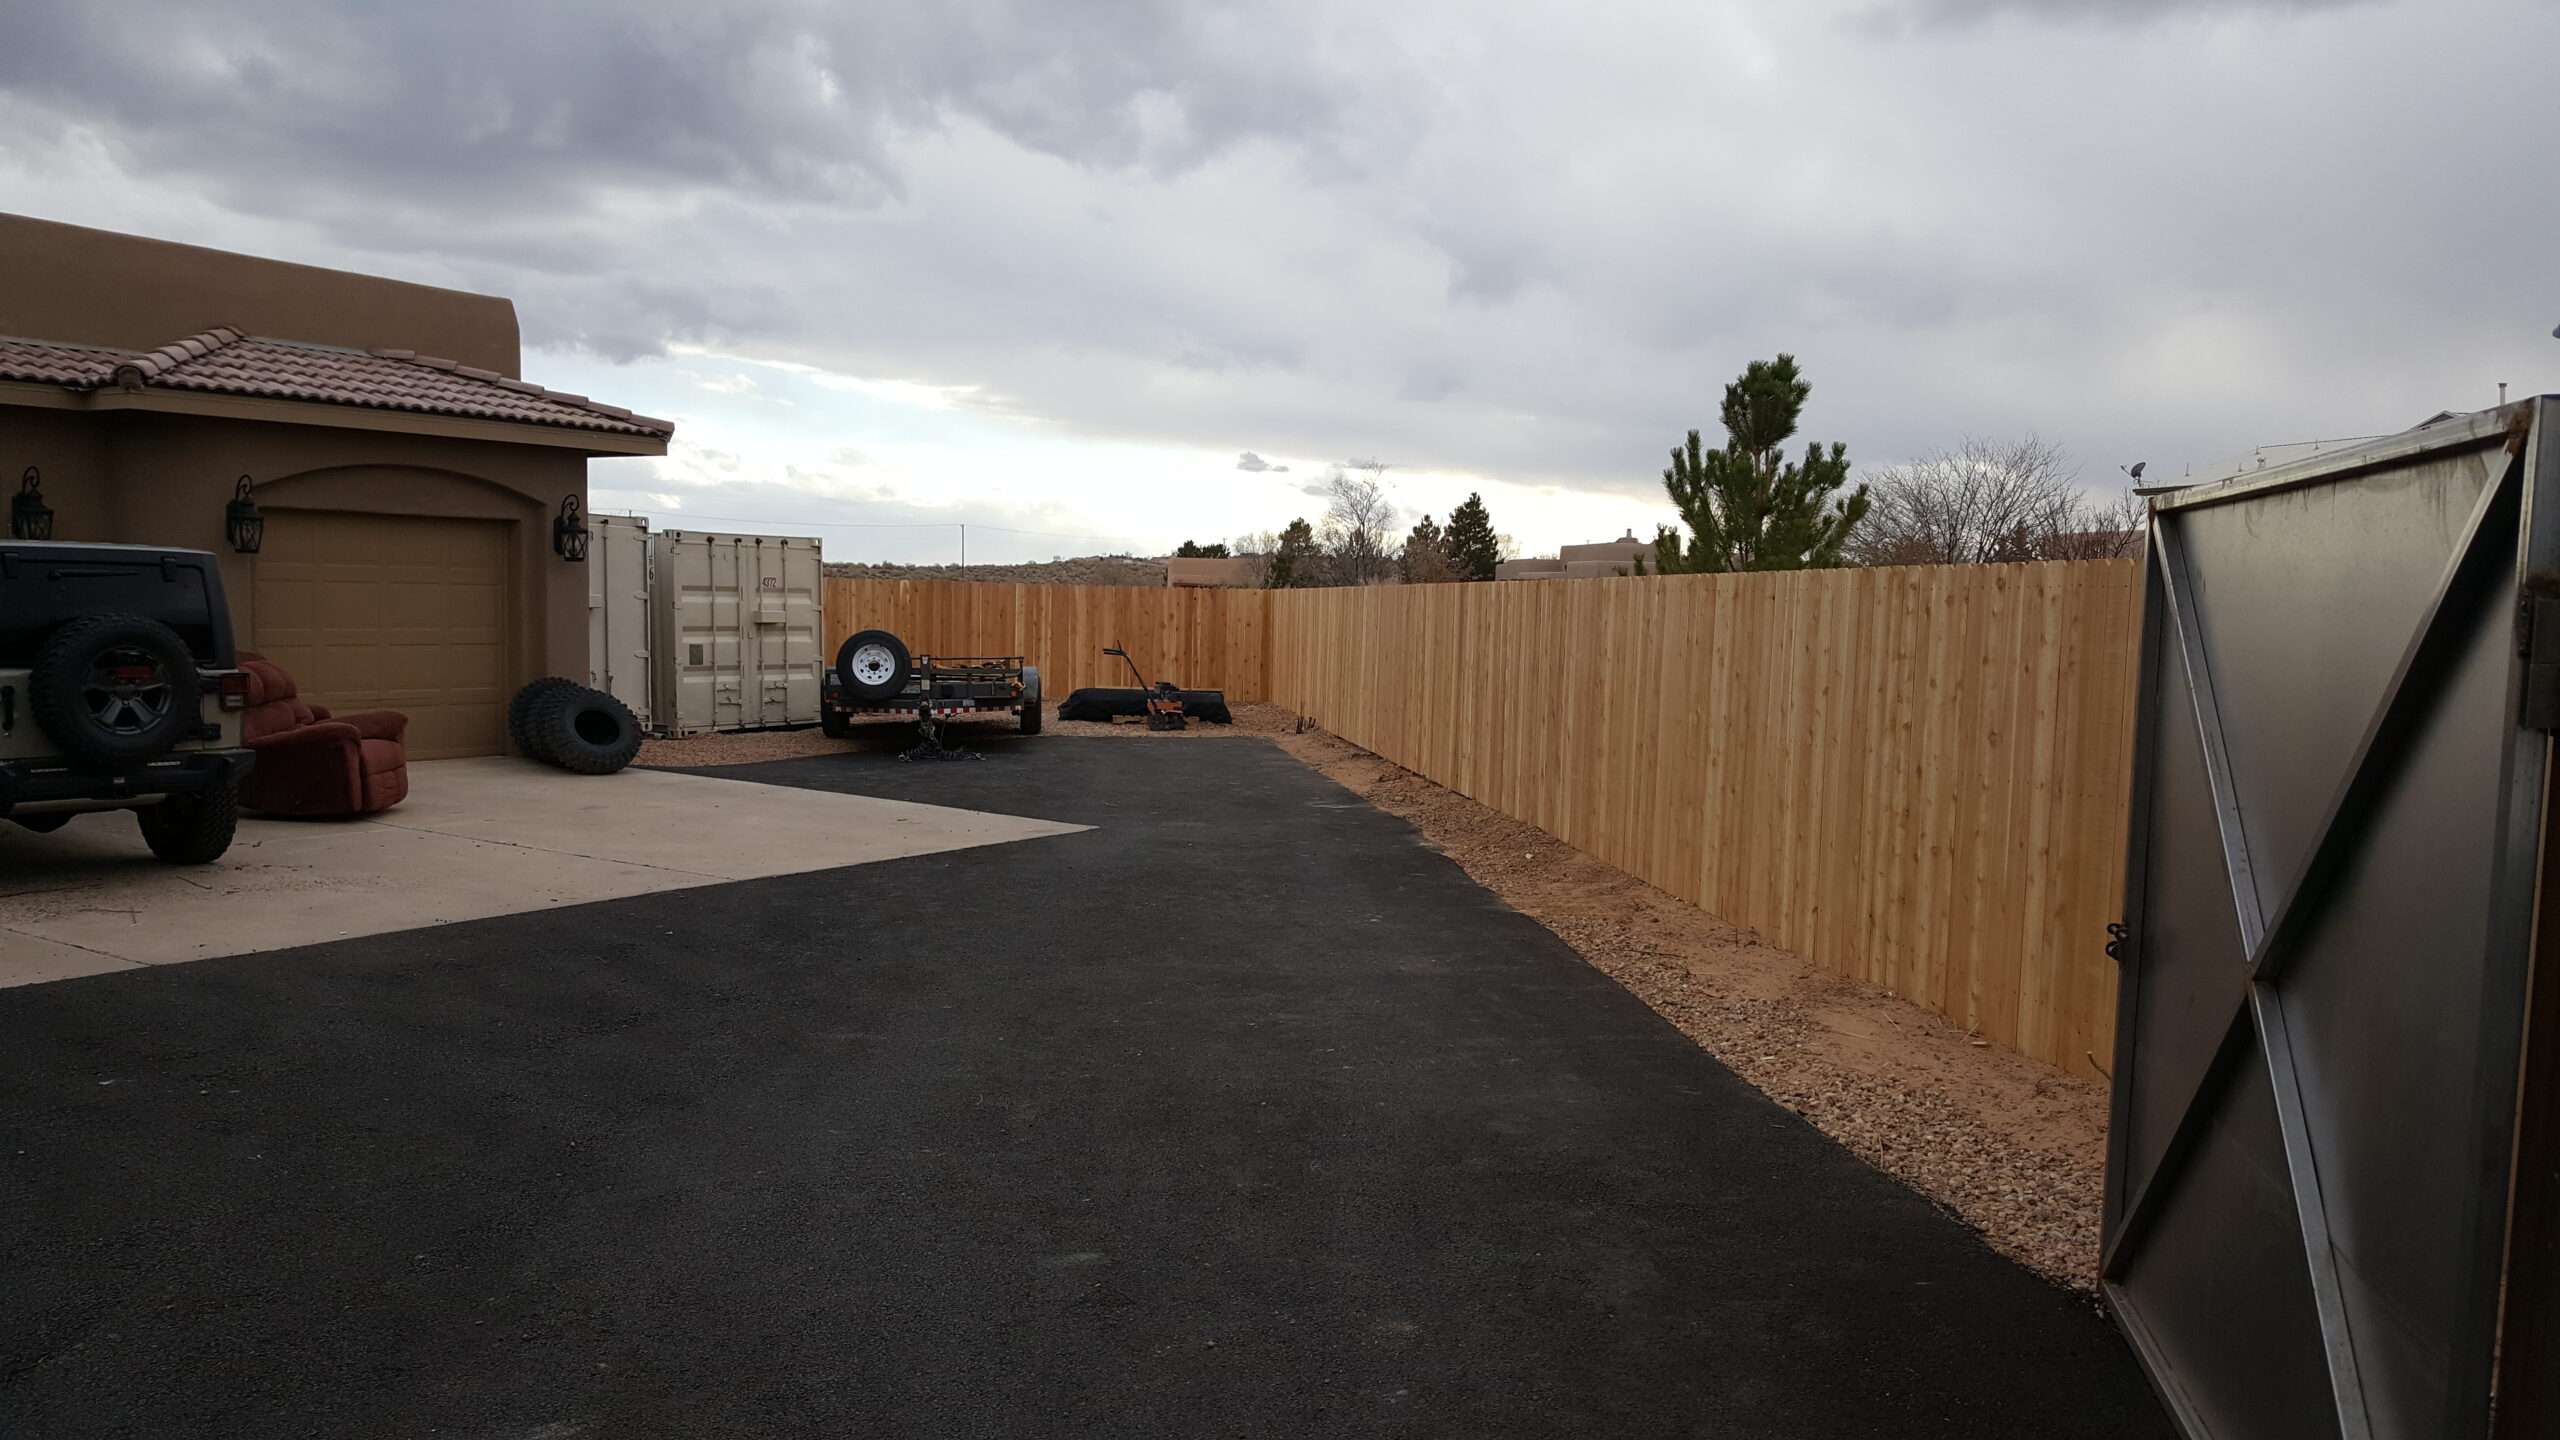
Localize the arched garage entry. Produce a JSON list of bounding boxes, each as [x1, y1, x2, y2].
[[247, 467, 534, 760]]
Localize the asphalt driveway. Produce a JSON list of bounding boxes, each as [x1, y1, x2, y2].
[[0, 736, 2171, 1438]]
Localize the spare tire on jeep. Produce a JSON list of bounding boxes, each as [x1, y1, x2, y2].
[[28, 612, 201, 769]]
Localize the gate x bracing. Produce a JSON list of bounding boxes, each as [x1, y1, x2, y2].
[[2105, 401, 2560, 1439]]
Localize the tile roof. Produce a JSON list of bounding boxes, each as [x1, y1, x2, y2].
[[0, 326, 672, 440]]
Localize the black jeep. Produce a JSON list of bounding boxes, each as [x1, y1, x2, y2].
[[0, 542, 255, 863]]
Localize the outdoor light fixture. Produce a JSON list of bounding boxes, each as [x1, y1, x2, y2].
[[223, 475, 264, 554], [552, 494, 591, 562], [11, 466, 53, 541]]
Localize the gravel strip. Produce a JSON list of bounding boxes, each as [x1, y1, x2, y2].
[[1273, 726, 2109, 1293]]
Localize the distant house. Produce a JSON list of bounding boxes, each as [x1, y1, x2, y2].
[[1495, 530, 1657, 581], [0, 214, 672, 757], [1165, 556, 1262, 588]]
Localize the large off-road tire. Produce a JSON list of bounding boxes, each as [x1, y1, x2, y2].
[[1018, 666, 1043, 734], [530, 686, 644, 775], [1056, 687, 1149, 722], [835, 629, 912, 703], [508, 677, 582, 763], [1175, 689, 1233, 724], [137, 784, 239, 864], [29, 613, 200, 769], [1054, 686, 1228, 724]]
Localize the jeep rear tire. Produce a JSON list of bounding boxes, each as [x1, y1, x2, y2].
[[29, 613, 200, 769], [137, 784, 239, 864]]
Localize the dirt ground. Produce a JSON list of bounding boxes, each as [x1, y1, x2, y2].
[[639, 706, 2109, 1292]]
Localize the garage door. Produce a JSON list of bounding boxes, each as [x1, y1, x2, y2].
[[253, 511, 511, 759]]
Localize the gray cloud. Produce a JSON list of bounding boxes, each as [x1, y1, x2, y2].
[[0, 3, 1396, 222], [2, 0, 2550, 527], [1235, 452, 1288, 472], [1865, 0, 2374, 27]]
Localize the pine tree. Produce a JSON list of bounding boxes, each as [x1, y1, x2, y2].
[[1653, 355, 1869, 573], [1400, 514, 1462, 583], [1265, 518, 1319, 588], [1175, 540, 1228, 558], [1444, 493, 1501, 581]]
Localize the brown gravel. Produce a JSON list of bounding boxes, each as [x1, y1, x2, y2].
[[637, 706, 2109, 1291], [1272, 725, 2110, 1293], [635, 726, 866, 768]]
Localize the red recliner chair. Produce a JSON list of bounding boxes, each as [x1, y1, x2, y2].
[[235, 655, 410, 815]]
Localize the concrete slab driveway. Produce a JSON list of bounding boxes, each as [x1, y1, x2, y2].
[[0, 757, 1083, 985], [0, 738, 2171, 1438]]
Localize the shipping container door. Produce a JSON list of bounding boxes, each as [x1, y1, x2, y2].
[[587, 514, 652, 727], [253, 510, 511, 759]]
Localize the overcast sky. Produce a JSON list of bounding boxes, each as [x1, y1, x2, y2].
[[4, 0, 2554, 563]]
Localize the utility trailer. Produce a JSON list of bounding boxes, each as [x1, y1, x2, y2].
[[819, 628, 1041, 740]]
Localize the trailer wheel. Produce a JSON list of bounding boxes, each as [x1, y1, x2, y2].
[[821, 709, 854, 740], [1018, 665, 1042, 734], [836, 630, 912, 702]]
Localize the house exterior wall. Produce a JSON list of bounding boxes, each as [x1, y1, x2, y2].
[[0, 406, 590, 690], [0, 212, 520, 377]]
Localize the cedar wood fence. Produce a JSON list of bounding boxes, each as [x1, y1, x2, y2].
[[825, 560, 2144, 1079]]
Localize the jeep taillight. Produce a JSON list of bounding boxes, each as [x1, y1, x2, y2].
[[218, 672, 250, 711]]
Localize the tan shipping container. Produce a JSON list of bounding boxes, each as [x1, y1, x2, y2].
[[649, 529, 824, 735], [585, 513, 655, 730]]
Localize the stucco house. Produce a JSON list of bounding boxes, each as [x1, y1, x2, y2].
[[0, 214, 671, 757]]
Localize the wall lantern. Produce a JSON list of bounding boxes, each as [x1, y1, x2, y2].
[[552, 494, 590, 562], [11, 466, 53, 541], [223, 475, 265, 554]]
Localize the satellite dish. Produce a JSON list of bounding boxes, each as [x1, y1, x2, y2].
[[2123, 461, 2147, 482]]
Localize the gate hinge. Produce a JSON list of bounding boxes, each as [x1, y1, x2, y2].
[[2105, 921, 2132, 963], [2521, 596, 2560, 732]]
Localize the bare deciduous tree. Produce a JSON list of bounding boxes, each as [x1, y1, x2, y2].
[[1848, 434, 2141, 566], [1226, 529, 1279, 587], [1319, 468, 1400, 586]]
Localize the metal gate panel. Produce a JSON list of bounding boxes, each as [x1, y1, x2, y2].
[[2105, 402, 2551, 1440]]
